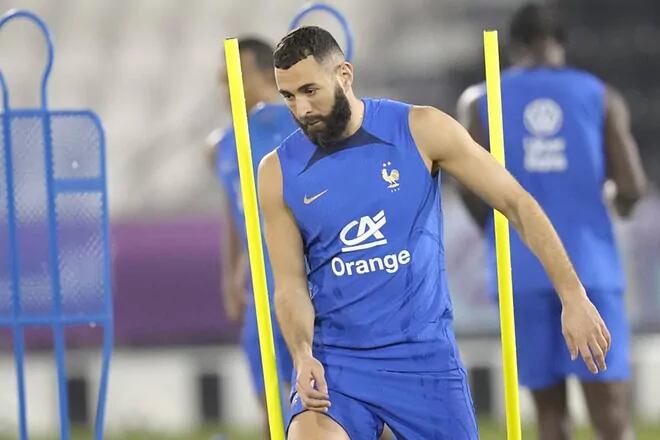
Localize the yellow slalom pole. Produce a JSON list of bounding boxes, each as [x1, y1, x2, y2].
[[483, 30, 522, 440], [224, 38, 285, 440]]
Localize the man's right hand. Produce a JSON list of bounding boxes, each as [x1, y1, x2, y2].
[[295, 355, 331, 413]]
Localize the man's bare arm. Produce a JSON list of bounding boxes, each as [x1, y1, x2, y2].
[[412, 106, 580, 297], [604, 87, 647, 217], [213, 138, 247, 322], [410, 106, 610, 373], [258, 151, 330, 411], [219, 193, 247, 321], [258, 151, 314, 362]]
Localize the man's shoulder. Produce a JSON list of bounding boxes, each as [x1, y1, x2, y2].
[[365, 97, 413, 119], [215, 126, 237, 170], [251, 103, 293, 126], [267, 128, 308, 170], [217, 126, 236, 150], [277, 127, 305, 150], [562, 66, 603, 85]]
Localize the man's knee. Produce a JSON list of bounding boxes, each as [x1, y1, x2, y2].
[[582, 381, 633, 439], [591, 404, 632, 440], [288, 411, 350, 440]]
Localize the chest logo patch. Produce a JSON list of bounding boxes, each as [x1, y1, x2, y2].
[[382, 161, 400, 191], [303, 189, 328, 205]]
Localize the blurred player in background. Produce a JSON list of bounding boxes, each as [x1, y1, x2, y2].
[[259, 26, 611, 440], [458, 4, 647, 439], [208, 37, 297, 438]]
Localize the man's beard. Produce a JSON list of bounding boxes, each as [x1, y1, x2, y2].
[[296, 85, 352, 148]]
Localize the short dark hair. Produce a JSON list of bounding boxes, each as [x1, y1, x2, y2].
[[238, 37, 275, 72], [273, 26, 344, 70], [509, 3, 565, 45]]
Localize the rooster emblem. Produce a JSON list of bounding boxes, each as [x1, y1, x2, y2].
[[381, 162, 400, 190]]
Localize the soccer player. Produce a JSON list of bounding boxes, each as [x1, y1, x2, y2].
[[259, 26, 611, 439], [457, 4, 646, 439], [212, 37, 296, 438]]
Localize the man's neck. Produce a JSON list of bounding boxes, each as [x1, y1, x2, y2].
[[515, 42, 566, 68], [342, 95, 365, 139]]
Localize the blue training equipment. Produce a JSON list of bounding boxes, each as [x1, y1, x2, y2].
[[288, 2, 355, 62], [0, 10, 112, 440]]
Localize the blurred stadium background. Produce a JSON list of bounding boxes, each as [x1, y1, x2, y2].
[[0, 0, 658, 438]]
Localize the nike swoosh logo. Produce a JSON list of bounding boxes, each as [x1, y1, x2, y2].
[[303, 189, 328, 205]]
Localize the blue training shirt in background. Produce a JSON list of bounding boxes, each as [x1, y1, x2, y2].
[[478, 67, 624, 295], [216, 102, 299, 296]]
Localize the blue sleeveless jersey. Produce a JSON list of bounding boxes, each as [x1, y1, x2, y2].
[[216, 103, 298, 294], [277, 98, 453, 349], [478, 67, 624, 294]]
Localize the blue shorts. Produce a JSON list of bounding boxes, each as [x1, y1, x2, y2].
[[514, 289, 631, 390], [241, 302, 294, 397], [288, 336, 478, 440]]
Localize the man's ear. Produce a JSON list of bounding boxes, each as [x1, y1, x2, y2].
[[338, 61, 353, 89]]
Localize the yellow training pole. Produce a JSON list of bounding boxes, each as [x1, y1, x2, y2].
[[483, 30, 522, 440], [224, 38, 285, 440]]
